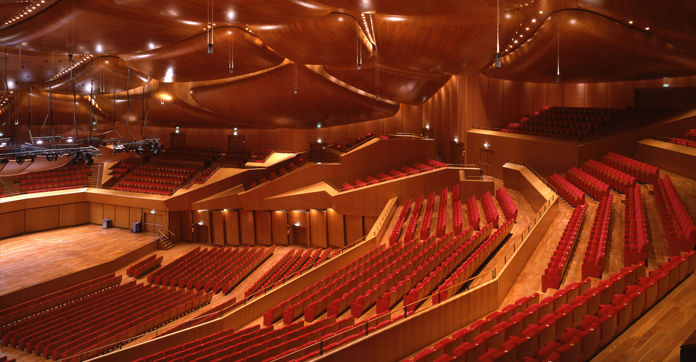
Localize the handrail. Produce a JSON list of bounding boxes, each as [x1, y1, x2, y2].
[[647, 134, 695, 148], [506, 159, 557, 193], [323, 179, 341, 192], [473, 126, 504, 132]]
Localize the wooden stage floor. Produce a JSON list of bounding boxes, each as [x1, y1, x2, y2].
[[0, 224, 156, 297]]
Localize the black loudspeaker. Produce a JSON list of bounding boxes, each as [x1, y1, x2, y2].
[[132, 221, 142, 233], [102, 219, 112, 229]]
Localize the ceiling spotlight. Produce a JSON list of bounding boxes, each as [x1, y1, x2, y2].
[[16, 156, 24, 164], [149, 43, 155, 49], [45, 154, 55, 162], [628, 21, 633, 24], [67, 137, 73, 143], [198, 221, 204, 225], [532, 19, 536, 23], [539, 11, 543, 14], [645, 27, 650, 30], [36, 140, 43, 144]]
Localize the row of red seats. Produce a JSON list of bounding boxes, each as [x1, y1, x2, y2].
[[481, 191, 499, 228], [246, 249, 329, 299], [436, 188, 449, 237], [318, 241, 433, 323], [116, 181, 178, 192], [683, 128, 696, 141], [263, 246, 386, 326], [159, 297, 240, 338], [194, 168, 216, 183], [0, 356, 15, 362], [21, 180, 87, 193], [583, 159, 636, 194], [168, 146, 221, 154], [405, 195, 425, 243], [330, 133, 379, 152], [163, 149, 218, 160], [139, 165, 196, 174], [582, 195, 613, 279], [389, 198, 413, 245], [404, 223, 507, 313], [349, 234, 459, 320], [521, 118, 602, 130], [127, 254, 157, 276], [468, 196, 481, 231], [548, 174, 584, 208], [131, 170, 190, 180], [601, 152, 659, 184], [153, 246, 274, 294], [111, 162, 135, 178], [340, 160, 445, 192], [420, 192, 436, 240], [0, 274, 120, 327], [13, 164, 91, 183], [624, 185, 649, 268], [133, 256, 163, 279], [654, 175, 696, 257], [495, 187, 518, 223], [113, 185, 172, 196], [669, 137, 696, 147], [542, 204, 587, 292], [19, 172, 87, 186], [405, 258, 660, 362], [246, 157, 306, 190], [2, 280, 211, 362], [540, 105, 620, 116], [566, 167, 610, 201], [433, 221, 513, 304], [124, 175, 182, 185]]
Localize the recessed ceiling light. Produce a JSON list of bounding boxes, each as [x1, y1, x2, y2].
[[628, 21, 633, 24], [645, 27, 650, 30], [539, 11, 543, 14], [525, 27, 529, 30], [532, 19, 536, 23], [149, 43, 155, 49]]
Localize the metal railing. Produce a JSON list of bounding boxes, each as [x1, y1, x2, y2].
[[647, 134, 696, 148]]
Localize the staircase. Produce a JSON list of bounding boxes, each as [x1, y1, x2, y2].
[[157, 232, 175, 250], [0, 176, 22, 197], [88, 164, 101, 188]]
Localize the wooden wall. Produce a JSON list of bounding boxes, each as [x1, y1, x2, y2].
[[0, 202, 91, 239]]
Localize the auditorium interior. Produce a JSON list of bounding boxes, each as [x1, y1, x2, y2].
[[2, 1, 696, 362]]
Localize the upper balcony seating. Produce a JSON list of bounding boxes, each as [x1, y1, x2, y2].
[[669, 137, 696, 148], [495, 187, 518, 223], [111, 162, 135, 179], [193, 167, 216, 183], [147, 246, 274, 294], [159, 297, 240, 338], [681, 129, 696, 141], [542, 204, 587, 292], [246, 157, 307, 190], [582, 195, 613, 279], [548, 173, 585, 208], [14, 164, 91, 194], [566, 167, 611, 201], [405, 252, 695, 362], [223, 148, 253, 160], [329, 133, 384, 152], [582, 159, 636, 194], [1, 279, 212, 362], [113, 164, 194, 196], [654, 174, 696, 256], [601, 152, 659, 184], [624, 185, 649, 268], [344, 167, 442, 191], [163, 146, 221, 161], [502, 106, 620, 141]]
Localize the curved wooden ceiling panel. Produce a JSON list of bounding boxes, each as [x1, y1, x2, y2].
[[483, 10, 696, 83], [373, 10, 523, 75], [121, 28, 284, 83], [249, 13, 373, 66], [324, 59, 451, 105], [111, 0, 332, 25], [36, 56, 148, 95], [313, 0, 527, 16], [189, 62, 399, 128]]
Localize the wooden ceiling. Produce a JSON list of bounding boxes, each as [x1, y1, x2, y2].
[[0, 0, 695, 129]]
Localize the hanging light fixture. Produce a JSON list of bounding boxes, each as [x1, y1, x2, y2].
[[556, 29, 561, 83], [229, 30, 234, 73], [294, 62, 298, 94], [494, 0, 502, 68], [207, 0, 214, 54], [357, 27, 362, 70]]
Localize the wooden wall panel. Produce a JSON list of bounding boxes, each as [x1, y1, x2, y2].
[[564, 83, 585, 107], [271, 211, 289, 245], [502, 80, 518, 123], [25, 206, 60, 233], [547, 83, 563, 106], [517, 82, 534, 119], [255, 211, 272, 246], [224, 210, 240, 246], [488, 78, 504, 128], [365, 119, 384, 136], [532, 82, 548, 112], [0, 210, 25, 238], [292, 129, 309, 152], [59, 202, 90, 227], [327, 208, 345, 248], [245, 129, 260, 152], [181, 210, 193, 242], [129, 207, 143, 228], [309, 209, 328, 249], [347, 122, 366, 141], [473, 73, 489, 129], [310, 128, 330, 144], [402, 104, 423, 134], [276, 128, 293, 152], [585, 82, 608, 108], [103, 204, 115, 224], [344, 215, 363, 245], [90, 202, 104, 224], [168, 211, 182, 242], [240, 210, 256, 245], [289, 210, 310, 246], [330, 125, 347, 146], [112, 205, 131, 229], [259, 129, 277, 151], [211, 210, 225, 246], [383, 106, 404, 135], [608, 81, 635, 108]]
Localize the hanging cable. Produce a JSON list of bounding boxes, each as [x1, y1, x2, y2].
[[229, 30, 233, 73], [293, 62, 298, 94], [126, 64, 135, 140], [357, 27, 362, 70], [556, 29, 561, 83], [370, 15, 379, 100], [4, 48, 16, 141], [71, 54, 78, 141], [494, 0, 502, 68], [89, 58, 94, 144]]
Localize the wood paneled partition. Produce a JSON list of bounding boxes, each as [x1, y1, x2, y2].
[[0, 202, 91, 238]]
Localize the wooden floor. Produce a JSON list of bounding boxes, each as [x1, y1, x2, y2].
[[0, 224, 155, 296]]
